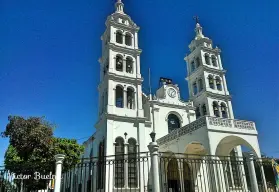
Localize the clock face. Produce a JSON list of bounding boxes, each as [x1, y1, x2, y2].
[[167, 88, 176, 98]]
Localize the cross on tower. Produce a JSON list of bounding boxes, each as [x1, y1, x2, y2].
[[193, 16, 199, 24]]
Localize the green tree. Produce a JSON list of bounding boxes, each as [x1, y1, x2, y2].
[[2, 115, 84, 190]]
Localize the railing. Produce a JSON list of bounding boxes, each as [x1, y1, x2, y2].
[[208, 116, 256, 130], [57, 152, 277, 192], [157, 116, 207, 145], [157, 116, 256, 145]]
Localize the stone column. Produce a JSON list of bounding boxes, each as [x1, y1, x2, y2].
[[133, 92, 137, 110], [123, 90, 127, 108], [54, 154, 66, 192], [247, 154, 259, 192], [134, 32, 138, 49], [148, 132, 160, 192], [123, 59, 126, 73]]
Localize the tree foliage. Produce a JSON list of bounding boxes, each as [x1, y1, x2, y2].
[[1, 115, 84, 190]]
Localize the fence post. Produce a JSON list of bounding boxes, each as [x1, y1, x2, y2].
[[247, 154, 259, 192], [148, 132, 160, 192], [54, 154, 66, 192]]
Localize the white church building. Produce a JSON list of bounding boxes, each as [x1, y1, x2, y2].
[[60, 1, 272, 192]]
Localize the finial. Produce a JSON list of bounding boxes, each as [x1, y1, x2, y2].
[[193, 16, 204, 39], [115, 0, 124, 13], [150, 132, 156, 142], [193, 16, 199, 24]]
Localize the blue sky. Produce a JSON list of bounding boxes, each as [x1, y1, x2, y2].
[[0, 0, 278, 164]]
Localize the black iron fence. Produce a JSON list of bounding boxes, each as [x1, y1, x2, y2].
[[159, 153, 277, 192], [1, 153, 276, 192], [61, 152, 151, 192], [60, 152, 278, 192]]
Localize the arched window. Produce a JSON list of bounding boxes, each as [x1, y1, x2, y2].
[[168, 114, 181, 133], [196, 106, 201, 119], [191, 61, 195, 72], [211, 56, 217, 67], [221, 103, 228, 118], [97, 141, 105, 189], [116, 55, 123, 71], [127, 87, 135, 109], [128, 138, 138, 188], [198, 79, 203, 91], [125, 33, 132, 46], [195, 57, 200, 68], [116, 31, 123, 44], [193, 82, 198, 95], [213, 102, 220, 117], [205, 54, 210, 65], [216, 77, 222, 91], [202, 104, 207, 115], [126, 57, 133, 73], [115, 86, 124, 108], [208, 75, 215, 89], [115, 137, 125, 188]]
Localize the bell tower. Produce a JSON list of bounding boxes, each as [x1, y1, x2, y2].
[[96, 0, 146, 157], [185, 19, 234, 119]]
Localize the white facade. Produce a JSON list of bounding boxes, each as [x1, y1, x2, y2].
[[76, 1, 265, 192]]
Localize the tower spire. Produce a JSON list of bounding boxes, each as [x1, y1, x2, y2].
[[115, 0, 124, 14], [193, 16, 204, 40]]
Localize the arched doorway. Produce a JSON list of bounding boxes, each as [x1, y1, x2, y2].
[[183, 162, 194, 192], [214, 135, 263, 191], [167, 159, 181, 191]]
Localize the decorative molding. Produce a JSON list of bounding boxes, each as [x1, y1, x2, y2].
[[208, 116, 256, 130], [150, 100, 195, 110], [108, 43, 142, 56], [203, 65, 226, 74], [107, 72, 143, 84], [208, 117, 232, 127], [205, 91, 232, 100], [106, 113, 146, 123]]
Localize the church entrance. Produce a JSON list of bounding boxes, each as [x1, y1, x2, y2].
[[167, 159, 194, 192], [167, 159, 181, 192]]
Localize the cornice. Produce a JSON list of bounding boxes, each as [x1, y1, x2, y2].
[[108, 43, 142, 55], [203, 66, 226, 74], [97, 73, 143, 92], [107, 73, 144, 84], [99, 113, 147, 124], [108, 21, 140, 32], [191, 91, 232, 100], [187, 66, 226, 80], [201, 46, 221, 54], [150, 100, 195, 110], [206, 91, 232, 100], [106, 13, 140, 32]]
